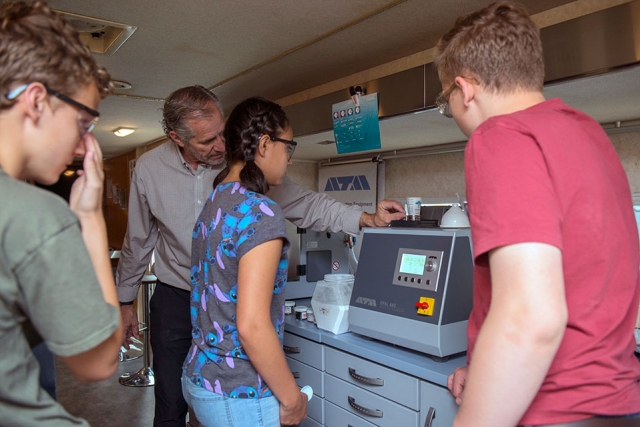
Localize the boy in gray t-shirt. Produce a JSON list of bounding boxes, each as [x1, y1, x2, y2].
[[0, 3, 121, 426]]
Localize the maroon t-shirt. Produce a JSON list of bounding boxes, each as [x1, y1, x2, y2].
[[465, 98, 640, 425]]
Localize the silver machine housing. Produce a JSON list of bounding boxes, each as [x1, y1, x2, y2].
[[349, 227, 473, 359], [284, 221, 351, 299]]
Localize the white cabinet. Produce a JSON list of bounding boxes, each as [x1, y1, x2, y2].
[[285, 332, 325, 425], [325, 347, 420, 410], [419, 380, 459, 427], [325, 401, 377, 427], [285, 331, 459, 427], [284, 331, 325, 369], [324, 374, 419, 426]]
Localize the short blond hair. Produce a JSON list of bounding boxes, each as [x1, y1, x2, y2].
[[0, 1, 112, 110], [434, 1, 544, 93]]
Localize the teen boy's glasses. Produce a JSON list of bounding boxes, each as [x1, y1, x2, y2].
[[435, 83, 458, 118], [5, 83, 100, 137], [45, 86, 100, 137], [271, 137, 298, 161]]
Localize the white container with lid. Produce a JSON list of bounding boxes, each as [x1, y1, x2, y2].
[[284, 300, 296, 315], [306, 307, 315, 323], [311, 273, 354, 334]]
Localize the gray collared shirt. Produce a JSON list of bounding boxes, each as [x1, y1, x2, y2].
[[116, 141, 363, 301]]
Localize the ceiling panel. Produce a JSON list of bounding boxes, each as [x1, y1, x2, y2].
[[44, 0, 628, 160]]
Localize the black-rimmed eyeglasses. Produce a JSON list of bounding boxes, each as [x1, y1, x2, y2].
[[45, 86, 100, 137], [6, 83, 100, 138], [271, 137, 297, 161], [435, 83, 457, 118]]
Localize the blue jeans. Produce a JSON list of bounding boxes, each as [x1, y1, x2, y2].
[[32, 342, 56, 400], [181, 375, 280, 427]]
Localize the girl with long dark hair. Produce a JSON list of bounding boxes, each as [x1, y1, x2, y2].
[[182, 97, 306, 426]]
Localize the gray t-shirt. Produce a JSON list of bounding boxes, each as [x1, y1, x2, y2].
[[183, 182, 289, 398], [0, 169, 120, 426]]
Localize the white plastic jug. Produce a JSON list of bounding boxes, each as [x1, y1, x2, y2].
[[311, 274, 354, 335]]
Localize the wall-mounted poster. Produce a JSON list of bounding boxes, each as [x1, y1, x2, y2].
[[318, 162, 377, 214], [332, 93, 381, 155]]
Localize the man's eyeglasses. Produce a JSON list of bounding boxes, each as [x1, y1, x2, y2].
[[271, 137, 297, 161], [6, 83, 100, 138], [435, 83, 458, 118]]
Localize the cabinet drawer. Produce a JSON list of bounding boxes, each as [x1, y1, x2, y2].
[[307, 393, 324, 424], [300, 416, 323, 427], [325, 401, 376, 427], [287, 357, 324, 397], [325, 347, 419, 410], [420, 380, 458, 427], [324, 374, 419, 427], [284, 332, 324, 370]]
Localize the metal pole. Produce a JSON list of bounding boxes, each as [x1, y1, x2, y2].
[[119, 276, 155, 387]]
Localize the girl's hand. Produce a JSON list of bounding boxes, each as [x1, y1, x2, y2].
[[279, 391, 308, 426]]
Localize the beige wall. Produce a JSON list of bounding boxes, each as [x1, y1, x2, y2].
[[611, 131, 640, 194], [287, 161, 319, 192], [294, 130, 640, 199], [384, 130, 640, 199], [385, 151, 466, 199]]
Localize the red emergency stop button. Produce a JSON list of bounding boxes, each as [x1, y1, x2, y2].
[[416, 297, 435, 316]]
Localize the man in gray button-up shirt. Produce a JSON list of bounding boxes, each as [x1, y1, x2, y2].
[[116, 85, 404, 427]]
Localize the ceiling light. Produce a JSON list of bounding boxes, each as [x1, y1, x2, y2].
[[114, 127, 135, 137], [112, 80, 132, 90]]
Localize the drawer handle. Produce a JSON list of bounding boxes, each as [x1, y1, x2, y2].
[[424, 406, 436, 427], [292, 371, 300, 379], [283, 345, 300, 354], [348, 367, 384, 386], [348, 396, 383, 418]]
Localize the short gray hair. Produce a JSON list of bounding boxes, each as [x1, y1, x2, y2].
[[161, 85, 224, 143]]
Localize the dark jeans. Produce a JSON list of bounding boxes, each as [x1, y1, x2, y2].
[[150, 281, 192, 427], [32, 342, 56, 400]]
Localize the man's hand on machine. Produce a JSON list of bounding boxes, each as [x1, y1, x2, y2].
[[120, 305, 140, 349], [359, 199, 406, 228]]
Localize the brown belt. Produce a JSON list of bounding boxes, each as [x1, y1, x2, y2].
[[520, 417, 639, 427]]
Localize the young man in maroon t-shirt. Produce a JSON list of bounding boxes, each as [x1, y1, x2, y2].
[[433, 2, 640, 426]]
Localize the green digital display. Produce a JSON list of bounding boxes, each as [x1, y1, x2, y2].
[[399, 253, 426, 275]]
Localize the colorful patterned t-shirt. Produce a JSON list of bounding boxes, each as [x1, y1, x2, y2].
[[183, 182, 290, 398]]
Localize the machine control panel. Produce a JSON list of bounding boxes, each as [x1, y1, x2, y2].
[[392, 248, 443, 292]]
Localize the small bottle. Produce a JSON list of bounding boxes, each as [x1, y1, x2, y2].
[[306, 308, 315, 323], [295, 306, 308, 321], [284, 300, 296, 315]]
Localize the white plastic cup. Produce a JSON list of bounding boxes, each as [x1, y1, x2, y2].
[[406, 197, 422, 221], [301, 385, 313, 401]]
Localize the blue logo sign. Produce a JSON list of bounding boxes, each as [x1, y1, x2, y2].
[[324, 175, 371, 192]]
